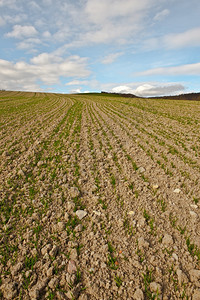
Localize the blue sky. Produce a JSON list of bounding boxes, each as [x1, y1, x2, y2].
[[0, 0, 200, 96]]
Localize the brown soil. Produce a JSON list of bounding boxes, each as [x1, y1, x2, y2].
[[0, 91, 200, 299]]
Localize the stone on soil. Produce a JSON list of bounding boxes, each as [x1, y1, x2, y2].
[[68, 260, 77, 274], [76, 210, 87, 220]]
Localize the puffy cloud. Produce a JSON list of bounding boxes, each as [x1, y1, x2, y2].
[[153, 9, 170, 21], [30, 52, 62, 64], [17, 38, 41, 50], [137, 62, 200, 76], [111, 83, 185, 97], [82, 0, 153, 45], [143, 27, 200, 51], [112, 85, 135, 94], [4, 14, 27, 24], [70, 88, 82, 94], [134, 83, 185, 96], [0, 54, 90, 91], [102, 52, 124, 64], [164, 27, 200, 49], [42, 31, 51, 38], [6, 25, 38, 39]]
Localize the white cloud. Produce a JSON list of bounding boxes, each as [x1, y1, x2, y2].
[[134, 83, 185, 96], [70, 88, 82, 94], [112, 85, 135, 94], [65, 80, 90, 86], [153, 9, 170, 21], [0, 0, 17, 9], [85, 0, 151, 24], [50, 0, 155, 47], [30, 1, 41, 10], [164, 27, 200, 49], [82, 0, 153, 45], [0, 54, 90, 91], [43, 31, 51, 38], [30, 52, 62, 64], [137, 62, 200, 76], [0, 16, 5, 26], [6, 25, 38, 39], [141, 26, 200, 52], [111, 82, 185, 97], [17, 38, 41, 50], [4, 14, 27, 24], [102, 52, 124, 64]]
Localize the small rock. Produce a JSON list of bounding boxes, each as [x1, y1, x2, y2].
[[25, 270, 32, 278], [48, 277, 59, 289], [75, 224, 83, 232], [137, 217, 146, 227], [189, 269, 200, 282], [2, 151, 9, 157], [191, 204, 198, 209], [70, 248, 78, 260], [118, 219, 124, 227], [78, 294, 88, 300], [56, 290, 67, 300], [70, 187, 80, 198], [128, 211, 135, 216], [133, 288, 144, 300], [173, 188, 181, 194], [29, 288, 40, 299], [18, 169, 25, 177], [68, 260, 77, 274], [67, 201, 75, 211], [21, 203, 27, 211], [150, 282, 161, 293], [172, 253, 178, 261], [89, 268, 94, 273], [11, 262, 23, 276], [66, 290, 74, 299], [76, 210, 87, 220], [31, 213, 39, 221], [46, 266, 54, 277], [190, 211, 198, 218], [193, 289, 200, 300], [37, 161, 44, 167], [153, 184, 159, 190], [1, 282, 18, 299], [138, 237, 149, 248], [93, 210, 101, 216], [138, 167, 145, 173], [162, 234, 173, 245], [41, 244, 52, 256], [176, 269, 188, 284], [57, 222, 65, 231], [49, 245, 59, 257], [64, 212, 69, 221]]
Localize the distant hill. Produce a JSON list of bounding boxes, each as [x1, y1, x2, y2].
[[150, 92, 200, 101], [101, 91, 200, 101], [101, 91, 140, 98]]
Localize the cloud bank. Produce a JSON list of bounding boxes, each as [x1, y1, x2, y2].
[[111, 83, 185, 97], [0, 53, 90, 91], [137, 62, 200, 76]]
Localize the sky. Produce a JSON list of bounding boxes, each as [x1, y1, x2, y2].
[[0, 0, 200, 96]]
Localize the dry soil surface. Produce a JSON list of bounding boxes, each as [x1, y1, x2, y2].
[[0, 91, 200, 299]]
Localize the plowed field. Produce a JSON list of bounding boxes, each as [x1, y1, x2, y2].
[[0, 91, 200, 299]]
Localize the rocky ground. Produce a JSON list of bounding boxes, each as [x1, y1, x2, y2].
[[0, 91, 200, 299]]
